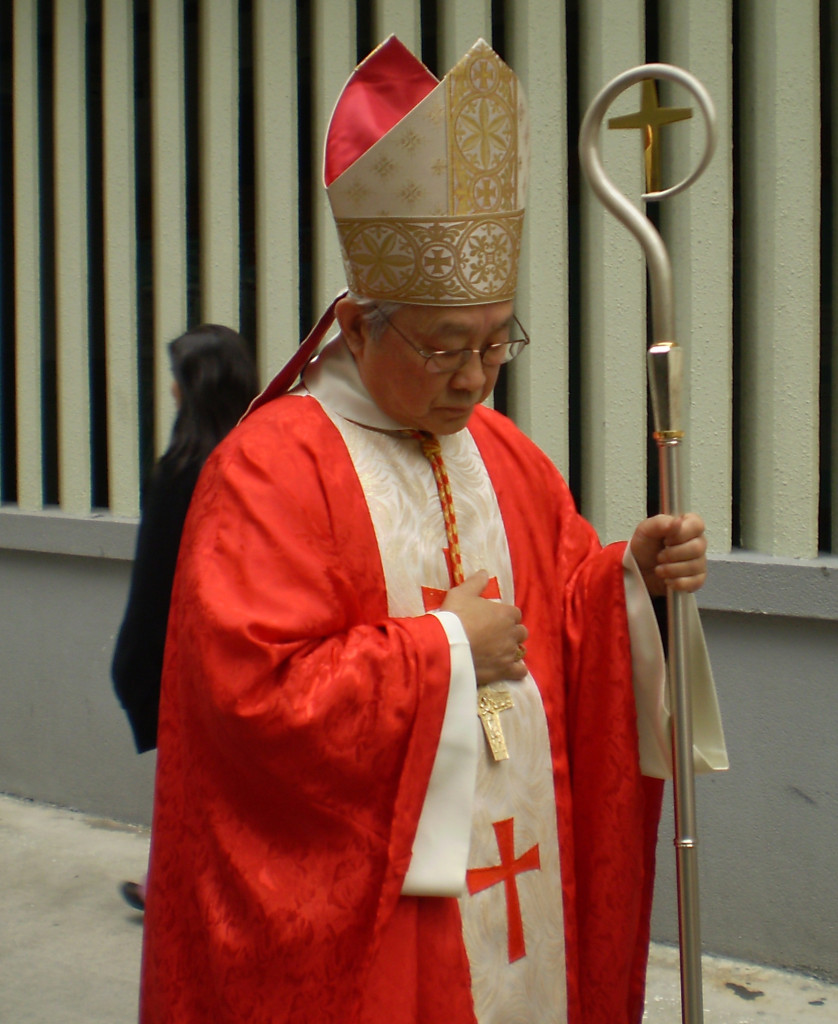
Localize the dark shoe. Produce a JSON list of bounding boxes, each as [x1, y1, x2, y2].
[[120, 880, 145, 911]]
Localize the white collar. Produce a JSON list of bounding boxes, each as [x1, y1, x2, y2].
[[302, 333, 413, 432]]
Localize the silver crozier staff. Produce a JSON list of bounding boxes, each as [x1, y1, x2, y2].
[[578, 65, 717, 1024]]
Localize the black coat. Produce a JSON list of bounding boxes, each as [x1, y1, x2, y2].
[[112, 455, 203, 752]]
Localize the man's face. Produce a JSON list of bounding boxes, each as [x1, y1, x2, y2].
[[346, 300, 515, 435]]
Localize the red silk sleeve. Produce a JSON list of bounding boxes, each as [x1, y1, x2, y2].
[[142, 399, 452, 1023]]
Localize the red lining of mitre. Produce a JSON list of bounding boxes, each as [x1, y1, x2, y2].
[[323, 35, 439, 187]]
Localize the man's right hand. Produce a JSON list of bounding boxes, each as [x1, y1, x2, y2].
[[440, 570, 529, 686]]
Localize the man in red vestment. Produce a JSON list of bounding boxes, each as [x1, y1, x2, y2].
[[139, 38, 720, 1024]]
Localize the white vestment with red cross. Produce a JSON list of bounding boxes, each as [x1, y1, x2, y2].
[[300, 336, 727, 1023], [304, 339, 567, 1020]]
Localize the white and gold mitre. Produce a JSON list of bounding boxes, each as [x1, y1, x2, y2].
[[324, 37, 529, 306]]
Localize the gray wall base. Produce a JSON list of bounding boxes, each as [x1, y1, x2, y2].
[[2, 510, 836, 979], [651, 608, 838, 982], [0, 510, 155, 825]]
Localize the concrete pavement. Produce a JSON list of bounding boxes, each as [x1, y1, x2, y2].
[[1, 792, 835, 1023], [1, 793, 148, 1023]]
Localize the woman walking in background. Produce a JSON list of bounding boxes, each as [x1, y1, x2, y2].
[[112, 324, 259, 910]]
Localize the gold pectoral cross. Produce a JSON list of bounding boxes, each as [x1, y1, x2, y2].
[[478, 687, 514, 761]]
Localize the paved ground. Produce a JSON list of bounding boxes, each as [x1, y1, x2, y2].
[[1, 792, 835, 1023]]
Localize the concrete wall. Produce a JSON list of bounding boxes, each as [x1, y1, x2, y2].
[[2, 512, 836, 980], [652, 557, 838, 981], [0, 512, 155, 826]]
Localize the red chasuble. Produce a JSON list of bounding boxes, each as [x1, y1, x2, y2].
[[140, 398, 662, 1024]]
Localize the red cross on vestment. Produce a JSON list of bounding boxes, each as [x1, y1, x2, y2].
[[421, 549, 501, 611], [466, 817, 541, 963]]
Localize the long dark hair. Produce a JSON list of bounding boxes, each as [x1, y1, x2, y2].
[[163, 324, 259, 472]]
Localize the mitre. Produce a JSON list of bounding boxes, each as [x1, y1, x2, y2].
[[324, 36, 529, 306]]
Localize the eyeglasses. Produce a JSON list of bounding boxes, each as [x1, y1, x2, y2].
[[381, 311, 530, 374]]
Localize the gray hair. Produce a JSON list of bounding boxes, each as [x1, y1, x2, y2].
[[349, 294, 407, 341]]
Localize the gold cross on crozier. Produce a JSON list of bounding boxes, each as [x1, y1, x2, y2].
[[608, 79, 692, 193], [478, 688, 514, 761]]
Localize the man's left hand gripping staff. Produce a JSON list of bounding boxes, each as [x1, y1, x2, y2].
[[630, 512, 708, 598]]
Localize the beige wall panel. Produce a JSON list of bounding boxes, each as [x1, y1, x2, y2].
[[739, 3, 820, 557], [374, 1, 421, 52], [579, 0, 647, 543], [506, 3, 569, 472], [3, 0, 827, 559], [253, 0, 300, 380], [439, 0, 493, 71], [658, 0, 734, 552], [832, 3, 838, 549], [102, 1, 140, 517], [53, 0, 90, 514], [13, 0, 43, 510], [151, 0, 187, 455], [311, 2, 356, 317], [200, 0, 240, 327]]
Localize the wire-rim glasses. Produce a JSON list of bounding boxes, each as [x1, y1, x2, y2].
[[381, 311, 530, 374]]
